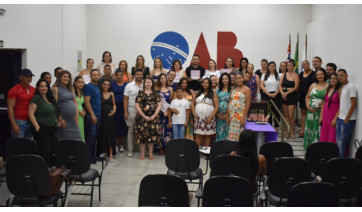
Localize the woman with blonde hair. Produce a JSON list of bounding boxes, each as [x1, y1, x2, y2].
[[151, 57, 166, 82], [52, 70, 82, 141], [131, 55, 150, 79]]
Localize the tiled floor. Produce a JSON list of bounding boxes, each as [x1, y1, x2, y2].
[[66, 135, 305, 207], [66, 152, 209, 207]]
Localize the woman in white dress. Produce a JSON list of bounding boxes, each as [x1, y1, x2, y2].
[[78, 58, 94, 84], [191, 78, 219, 147]]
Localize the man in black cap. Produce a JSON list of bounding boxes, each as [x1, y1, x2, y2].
[[7, 69, 36, 138]]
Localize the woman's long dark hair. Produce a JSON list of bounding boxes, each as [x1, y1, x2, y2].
[[73, 76, 84, 98], [325, 73, 341, 108], [264, 61, 279, 82], [35, 79, 57, 107], [196, 78, 214, 102], [236, 129, 258, 178], [218, 73, 231, 93], [179, 77, 192, 95]]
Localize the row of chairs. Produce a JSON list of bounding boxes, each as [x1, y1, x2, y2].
[[3, 138, 104, 207], [158, 139, 362, 207]]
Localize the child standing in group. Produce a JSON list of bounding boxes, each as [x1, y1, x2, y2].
[[169, 86, 190, 139]]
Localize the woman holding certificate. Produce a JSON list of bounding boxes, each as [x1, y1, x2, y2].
[[203, 59, 220, 80], [192, 78, 219, 147], [224, 57, 239, 75], [171, 60, 186, 84]]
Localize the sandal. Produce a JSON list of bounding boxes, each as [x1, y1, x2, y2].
[[139, 155, 145, 160], [149, 154, 154, 160], [110, 155, 114, 163]]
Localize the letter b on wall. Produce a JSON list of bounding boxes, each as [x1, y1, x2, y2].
[[217, 32, 243, 70]]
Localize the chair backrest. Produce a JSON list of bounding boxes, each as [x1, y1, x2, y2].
[[322, 158, 362, 201], [202, 176, 253, 207], [6, 155, 50, 197], [54, 140, 90, 175], [305, 142, 339, 176], [138, 174, 189, 207], [211, 155, 253, 183], [259, 142, 294, 176], [6, 137, 40, 158], [268, 157, 311, 199], [355, 145, 362, 161], [209, 140, 238, 170], [165, 139, 200, 173], [287, 182, 339, 207]]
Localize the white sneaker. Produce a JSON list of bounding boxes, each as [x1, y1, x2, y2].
[[119, 145, 125, 153], [128, 153, 133, 157]]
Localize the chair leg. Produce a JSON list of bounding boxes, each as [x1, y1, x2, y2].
[[98, 175, 102, 201], [90, 179, 95, 207]]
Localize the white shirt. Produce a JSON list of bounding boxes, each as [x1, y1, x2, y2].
[[97, 62, 117, 75], [170, 98, 190, 124], [261, 73, 281, 92], [124, 81, 142, 113], [339, 82, 357, 120], [203, 70, 221, 79]]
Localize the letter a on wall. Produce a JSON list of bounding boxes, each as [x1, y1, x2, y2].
[[217, 32, 243, 70], [191, 32, 211, 69]]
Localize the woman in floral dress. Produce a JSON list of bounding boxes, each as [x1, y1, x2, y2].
[[135, 77, 162, 160], [216, 73, 231, 141], [227, 73, 251, 141], [156, 73, 173, 154], [303, 69, 328, 150]]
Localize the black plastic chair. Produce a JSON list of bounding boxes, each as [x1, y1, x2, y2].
[[138, 174, 189, 207], [209, 140, 238, 172], [305, 142, 339, 177], [258, 141, 294, 201], [287, 182, 339, 207], [261, 157, 311, 207], [165, 139, 203, 206], [6, 137, 40, 158], [355, 145, 362, 161], [322, 158, 362, 206], [211, 155, 253, 183], [259, 142, 294, 177], [356, 188, 362, 207], [6, 155, 61, 206], [54, 140, 102, 207], [202, 176, 253, 207]]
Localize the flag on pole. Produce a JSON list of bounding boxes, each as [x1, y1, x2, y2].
[[293, 33, 299, 74], [287, 34, 291, 62], [301, 34, 307, 72]]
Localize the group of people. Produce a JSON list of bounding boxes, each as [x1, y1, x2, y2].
[[7, 51, 357, 165]]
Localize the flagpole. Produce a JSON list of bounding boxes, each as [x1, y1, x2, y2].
[[305, 34, 308, 60]]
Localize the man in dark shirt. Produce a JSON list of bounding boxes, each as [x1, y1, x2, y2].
[[185, 55, 205, 91], [98, 64, 115, 87], [167, 69, 178, 91]]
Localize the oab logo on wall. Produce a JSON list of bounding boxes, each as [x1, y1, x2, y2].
[[150, 31, 189, 70], [151, 31, 244, 70]]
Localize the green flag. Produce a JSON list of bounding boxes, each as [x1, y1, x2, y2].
[[294, 33, 299, 74]]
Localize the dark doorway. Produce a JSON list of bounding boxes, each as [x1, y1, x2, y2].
[[0, 49, 25, 158]]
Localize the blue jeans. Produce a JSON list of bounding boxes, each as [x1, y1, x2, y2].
[[11, 119, 32, 138], [172, 124, 185, 139], [85, 114, 101, 160], [336, 118, 356, 157]]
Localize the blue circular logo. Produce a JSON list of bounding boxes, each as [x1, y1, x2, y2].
[[151, 31, 189, 70]]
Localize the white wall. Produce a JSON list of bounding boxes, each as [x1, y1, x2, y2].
[[308, 5, 362, 156], [87, 4, 312, 70], [0, 4, 87, 85]]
